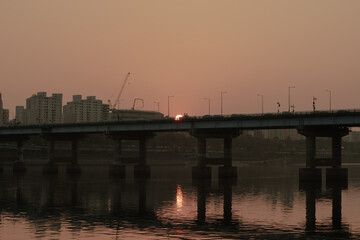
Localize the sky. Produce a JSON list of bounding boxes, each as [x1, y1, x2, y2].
[[1, 0, 360, 118]]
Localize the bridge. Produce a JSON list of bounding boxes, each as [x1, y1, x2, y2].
[[0, 110, 359, 182]]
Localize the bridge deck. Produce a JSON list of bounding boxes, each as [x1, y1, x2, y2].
[[0, 111, 360, 136]]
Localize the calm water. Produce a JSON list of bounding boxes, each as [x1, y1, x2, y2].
[[1, 163, 360, 239]]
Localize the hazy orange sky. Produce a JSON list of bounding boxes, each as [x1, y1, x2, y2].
[[1, 0, 360, 117]]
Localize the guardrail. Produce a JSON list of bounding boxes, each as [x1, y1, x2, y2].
[[2, 108, 360, 129]]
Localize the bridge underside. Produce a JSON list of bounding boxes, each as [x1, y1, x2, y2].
[[297, 126, 349, 184], [190, 129, 241, 179], [109, 132, 155, 178], [0, 119, 354, 183]]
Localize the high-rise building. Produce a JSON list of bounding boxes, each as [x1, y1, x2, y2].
[[0, 93, 9, 126], [24, 92, 63, 125], [15, 106, 26, 124], [63, 95, 109, 123]]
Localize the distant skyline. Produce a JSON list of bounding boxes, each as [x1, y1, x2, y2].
[[2, 0, 360, 117]]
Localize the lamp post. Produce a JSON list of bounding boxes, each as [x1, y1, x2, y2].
[[154, 101, 160, 112], [257, 94, 263, 114], [167, 96, 174, 117], [204, 98, 211, 115], [288, 86, 295, 112], [326, 89, 332, 112], [221, 91, 227, 115]]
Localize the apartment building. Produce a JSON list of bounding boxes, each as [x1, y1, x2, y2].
[[0, 93, 9, 126], [63, 95, 109, 123], [16, 92, 62, 125]]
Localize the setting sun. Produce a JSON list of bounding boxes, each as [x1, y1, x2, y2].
[[175, 114, 183, 120]]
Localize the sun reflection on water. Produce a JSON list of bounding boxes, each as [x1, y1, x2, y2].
[[176, 184, 183, 211]]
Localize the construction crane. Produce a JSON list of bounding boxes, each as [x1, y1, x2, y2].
[[131, 98, 144, 110], [108, 72, 131, 111]]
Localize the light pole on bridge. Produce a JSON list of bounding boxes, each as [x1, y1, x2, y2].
[[204, 98, 211, 115], [288, 86, 295, 112], [167, 96, 174, 117], [257, 94, 263, 114], [221, 91, 227, 115], [154, 101, 160, 112], [326, 89, 332, 112]]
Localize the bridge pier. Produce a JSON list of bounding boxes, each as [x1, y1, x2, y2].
[[190, 129, 240, 179], [67, 138, 82, 175], [14, 138, 27, 173], [298, 126, 349, 183], [219, 137, 237, 179], [134, 137, 151, 178], [109, 132, 153, 178], [43, 137, 58, 175], [109, 138, 126, 177], [41, 135, 82, 175]]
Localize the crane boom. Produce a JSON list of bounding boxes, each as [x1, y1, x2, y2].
[[112, 72, 131, 110]]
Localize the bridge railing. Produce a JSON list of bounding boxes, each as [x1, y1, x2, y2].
[[2, 108, 360, 129]]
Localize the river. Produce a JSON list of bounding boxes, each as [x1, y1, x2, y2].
[[0, 163, 359, 239]]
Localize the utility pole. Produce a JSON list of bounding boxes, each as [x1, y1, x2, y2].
[[168, 96, 174, 117], [288, 86, 295, 112], [257, 94, 264, 114], [154, 101, 160, 112], [204, 98, 210, 115], [221, 91, 227, 115], [326, 89, 332, 112]]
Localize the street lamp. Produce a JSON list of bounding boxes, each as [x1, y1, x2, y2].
[[203, 98, 211, 115], [288, 86, 295, 112], [257, 94, 263, 114], [154, 101, 160, 112], [221, 91, 227, 115], [326, 89, 332, 112], [167, 96, 174, 117]]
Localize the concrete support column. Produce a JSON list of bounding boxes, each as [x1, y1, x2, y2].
[[326, 168, 348, 183], [114, 139, 122, 165], [332, 136, 342, 167], [139, 138, 146, 166], [137, 179, 147, 215], [327, 135, 347, 182], [16, 140, 24, 163], [299, 135, 320, 182], [192, 137, 211, 179], [134, 138, 150, 178], [305, 185, 316, 231], [197, 137, 206, 167], [326, 136, 347, 182], [109, 138, 126, 177], [306, 136, 316, 168], [71, 139, 78, 165], [196, 182, 207, 225], [224, 137, 232, 167], [223, 181, 232, 225], [48, 139, 55, 163], [332, 186, 342, 229], [298, 127, 349, 182], [43, 138, 58, 174], [14, 139, 26, 173], [219, 137, 237, 179], [67, 138, 81, 174]]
